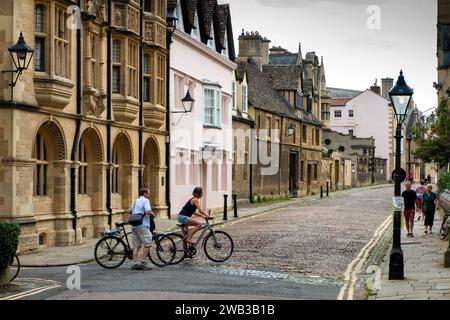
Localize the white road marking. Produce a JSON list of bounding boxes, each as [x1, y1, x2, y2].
[[0, 278, 61, 300], [338, 216, 391, 300]]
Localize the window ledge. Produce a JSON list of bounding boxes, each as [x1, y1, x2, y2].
[[203, 124, 222, 130]]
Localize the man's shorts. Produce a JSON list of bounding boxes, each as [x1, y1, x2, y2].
[[404, 209, 415, 221], [132, 227, 152, 248]]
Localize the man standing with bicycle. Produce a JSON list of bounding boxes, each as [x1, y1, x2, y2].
[[129, 188, 155, 271]]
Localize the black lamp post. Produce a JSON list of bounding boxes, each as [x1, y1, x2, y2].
[[2, 32, 35, 101], [388, 70, 414, 280]]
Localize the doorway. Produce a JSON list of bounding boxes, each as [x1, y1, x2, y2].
[[289, 152, 299, 197], [307, 164, 312, 194]]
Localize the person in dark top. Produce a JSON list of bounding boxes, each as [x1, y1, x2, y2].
[[402, 182, 418, 238], [178, 187, 211, 244], [423, 184, 439, 234]]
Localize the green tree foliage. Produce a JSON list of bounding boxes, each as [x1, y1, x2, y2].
[[0, 221, 20, 270], [413, 99, 450, 170]]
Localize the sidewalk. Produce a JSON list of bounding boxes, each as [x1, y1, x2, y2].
[[373, 212, 450, 300], [19, 184, 390, 268]]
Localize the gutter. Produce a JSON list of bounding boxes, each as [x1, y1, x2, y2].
[[138, 0, 144, 189], [165, 25, 172, 219], [106, 0, 113, 227], [69, 4, 82, 243]]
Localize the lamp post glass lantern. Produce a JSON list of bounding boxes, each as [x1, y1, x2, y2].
[[9, 32, 34, 74], [388, 70, 414, 281], [287, 123, 296, 136], [181, 90, 195, 113]]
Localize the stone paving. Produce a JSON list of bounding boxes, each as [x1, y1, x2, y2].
[[19, 185, 389, 267], [373, 212, 450, 300], [192, 186, 393, 280]]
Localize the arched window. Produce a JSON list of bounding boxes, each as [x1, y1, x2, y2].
[[34, 132, 49, 196], [78, 139, 88, 195], [112, 145, 120, 194]]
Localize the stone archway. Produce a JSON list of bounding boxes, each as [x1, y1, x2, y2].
[[143, 138, 163, 213]]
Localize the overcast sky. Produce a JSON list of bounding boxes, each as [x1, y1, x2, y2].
[[219, 0, 437, 113]]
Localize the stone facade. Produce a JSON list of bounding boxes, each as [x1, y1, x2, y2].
[[233, 32, 324, 201], [0, 0, 168, 251], [323, 129, 387, 188]]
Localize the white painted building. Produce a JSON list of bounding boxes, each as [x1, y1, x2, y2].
[[329, 88, 391, 180], [168, 0, 236, 214]]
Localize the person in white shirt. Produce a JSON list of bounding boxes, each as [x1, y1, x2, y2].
[[129, 188, 155, 270]]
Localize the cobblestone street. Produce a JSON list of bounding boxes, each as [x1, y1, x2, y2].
[[1, 186, 394, 300], [194, 186, 392, 279]]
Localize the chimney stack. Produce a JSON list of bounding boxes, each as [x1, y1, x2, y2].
[[238, 30, 270, 71], [381, 78, 394, 100], [370, 79, 381, 95]]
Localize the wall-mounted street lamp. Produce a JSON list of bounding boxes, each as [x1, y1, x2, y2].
[[171, 90, 196, 126], [287, 123, 296, 136], [2, 32, 34, 101], [388, 70, 414, 281]]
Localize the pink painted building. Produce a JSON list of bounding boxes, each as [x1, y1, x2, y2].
[[168, 0, 236, 214]]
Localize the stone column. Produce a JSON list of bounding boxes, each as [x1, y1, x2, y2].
[[53, 160, 76, 246], [152, 165, 168, 218], [0, 157, 38, 252], [91, 162, 108, 236]]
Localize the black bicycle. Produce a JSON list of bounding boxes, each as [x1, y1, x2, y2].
[[159, 217, 234, 265], [9, 253, 20, 282], [440, 213, 449, 241], [94, 221, 176, 269]]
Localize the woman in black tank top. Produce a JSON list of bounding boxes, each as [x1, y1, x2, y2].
[[178, 187, 211, 244]]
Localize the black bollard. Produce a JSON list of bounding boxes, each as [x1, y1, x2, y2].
[[321, 186, 323, 198], [326, 182, 329, 197], [223, 194, 228, 221], [233, 193, 238, 218]]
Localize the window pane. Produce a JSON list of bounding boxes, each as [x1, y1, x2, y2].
[[113, 67, 120, 93], [35, 6, 44, 32], [143, 77, 150, 102], [143, 54, 150, 74], [34, 38, 44, 71], [113, 40, 121, 62]]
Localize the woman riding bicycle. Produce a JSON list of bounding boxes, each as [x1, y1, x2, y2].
[[178, 187, 212, 245]]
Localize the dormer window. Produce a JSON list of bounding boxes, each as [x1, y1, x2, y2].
[[221, 30, 228, 57], [207, 22, 215, 49], [191, 12, 199, 39]]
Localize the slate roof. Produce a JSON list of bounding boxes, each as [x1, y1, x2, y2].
[[328, 87, 362, 98], [262, 65, 302, 91], [242, 60, 298, 120], [217, 4, 236, 60], [178, 0, 235, 61], [198, 0, 216, 43]]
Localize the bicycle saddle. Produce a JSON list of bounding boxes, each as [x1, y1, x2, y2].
[[115, 221, 128, 227]]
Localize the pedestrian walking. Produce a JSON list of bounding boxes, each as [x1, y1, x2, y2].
[[128, 188, 155, 270], [423, 184, 439, 234], [415, 180, 427, 221], [402, 182, 417, 238]]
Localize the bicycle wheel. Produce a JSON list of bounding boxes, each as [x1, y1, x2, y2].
[[9, 254, 20, 282], [440, 217, 449, 240], [149, 235, 176, 267], [203, 231, 234, 263], [94, 236, 128, 269], [165, 233, 187, 265]]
